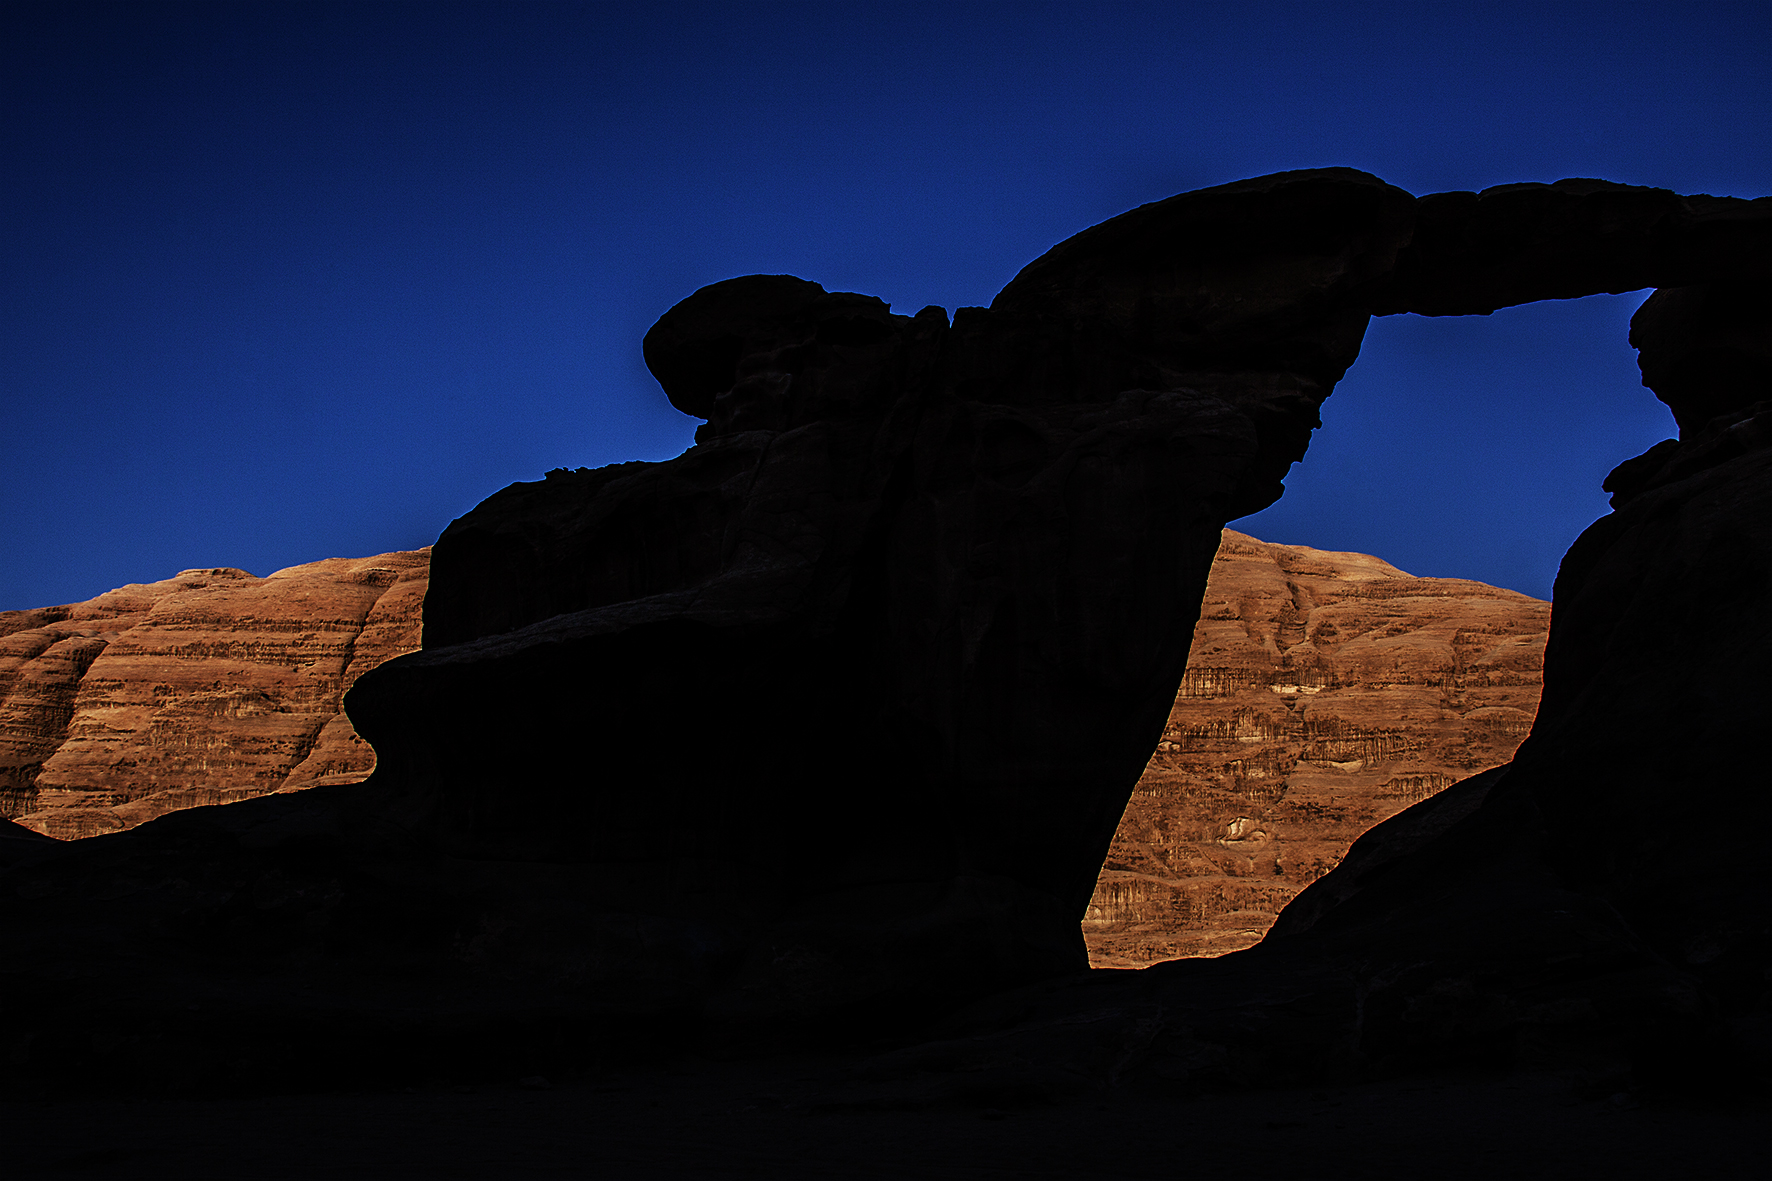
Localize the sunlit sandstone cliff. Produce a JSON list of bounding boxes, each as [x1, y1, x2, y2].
[[0, 550, 428, 838], [1085, 531, 1549, 966], [2, 528, 1546, 973]]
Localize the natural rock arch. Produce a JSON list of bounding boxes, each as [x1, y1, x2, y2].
[[350, 169, 1772, 1018], [3, 169, 1769, 1091]]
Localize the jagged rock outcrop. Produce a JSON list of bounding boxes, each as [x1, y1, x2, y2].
[[1085, 531, 1547, 965], [0, 551, 427, 838], [2, 169, 1770, 1094]]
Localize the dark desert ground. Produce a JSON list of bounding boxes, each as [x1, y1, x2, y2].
[[11, 1061, 1766, 1179]]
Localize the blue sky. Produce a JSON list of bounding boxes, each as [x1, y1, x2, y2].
[[4, 0, 1769, 607]]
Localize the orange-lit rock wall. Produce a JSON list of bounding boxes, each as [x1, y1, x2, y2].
[[1084, 530, 1549, 965], [0, 550, 428, 838], [3, 530, 1546, 968]]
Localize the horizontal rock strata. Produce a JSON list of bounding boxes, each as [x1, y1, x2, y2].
[[6, 527, 1548, 977], [1085, 531, 1547, 965], [3, 527, 1548, 973], [0, 551, 427, 838]]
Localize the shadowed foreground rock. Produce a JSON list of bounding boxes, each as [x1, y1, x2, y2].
[[850, 396, 1772, 1103], [2, 169, 1769, 1095]]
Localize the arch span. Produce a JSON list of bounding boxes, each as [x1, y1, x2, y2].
[[353, 167, 1772, 1016]]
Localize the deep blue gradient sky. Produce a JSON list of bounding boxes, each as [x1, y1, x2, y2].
[[5, 1, 1769, 607]]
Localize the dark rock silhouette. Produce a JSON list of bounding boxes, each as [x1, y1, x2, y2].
[[1628, 280, 1772, 433], [857, 392, 1772, 1101], [0, 816, 54, 871], [3, 169, 1769, 1093]]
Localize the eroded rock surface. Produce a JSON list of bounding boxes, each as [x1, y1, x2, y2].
[[1085, 531, 1547, 965], [0, 551, 427, 838]]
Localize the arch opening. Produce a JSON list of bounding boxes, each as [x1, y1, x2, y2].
[[1084, 290, 1679, 967]]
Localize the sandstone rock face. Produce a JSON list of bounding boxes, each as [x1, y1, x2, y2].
[[0, 525, 1549, 976], [0, 551, 427, 838], [1084, 531, 1547, 966], [2, 524, 1549, 980], [4, 169, 1771, 1095]]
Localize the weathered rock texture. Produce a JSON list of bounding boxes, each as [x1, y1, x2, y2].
[[0, 551, 427, 838], [2, 169, 1770, 1095], [1085, 531, 1547, 965]]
